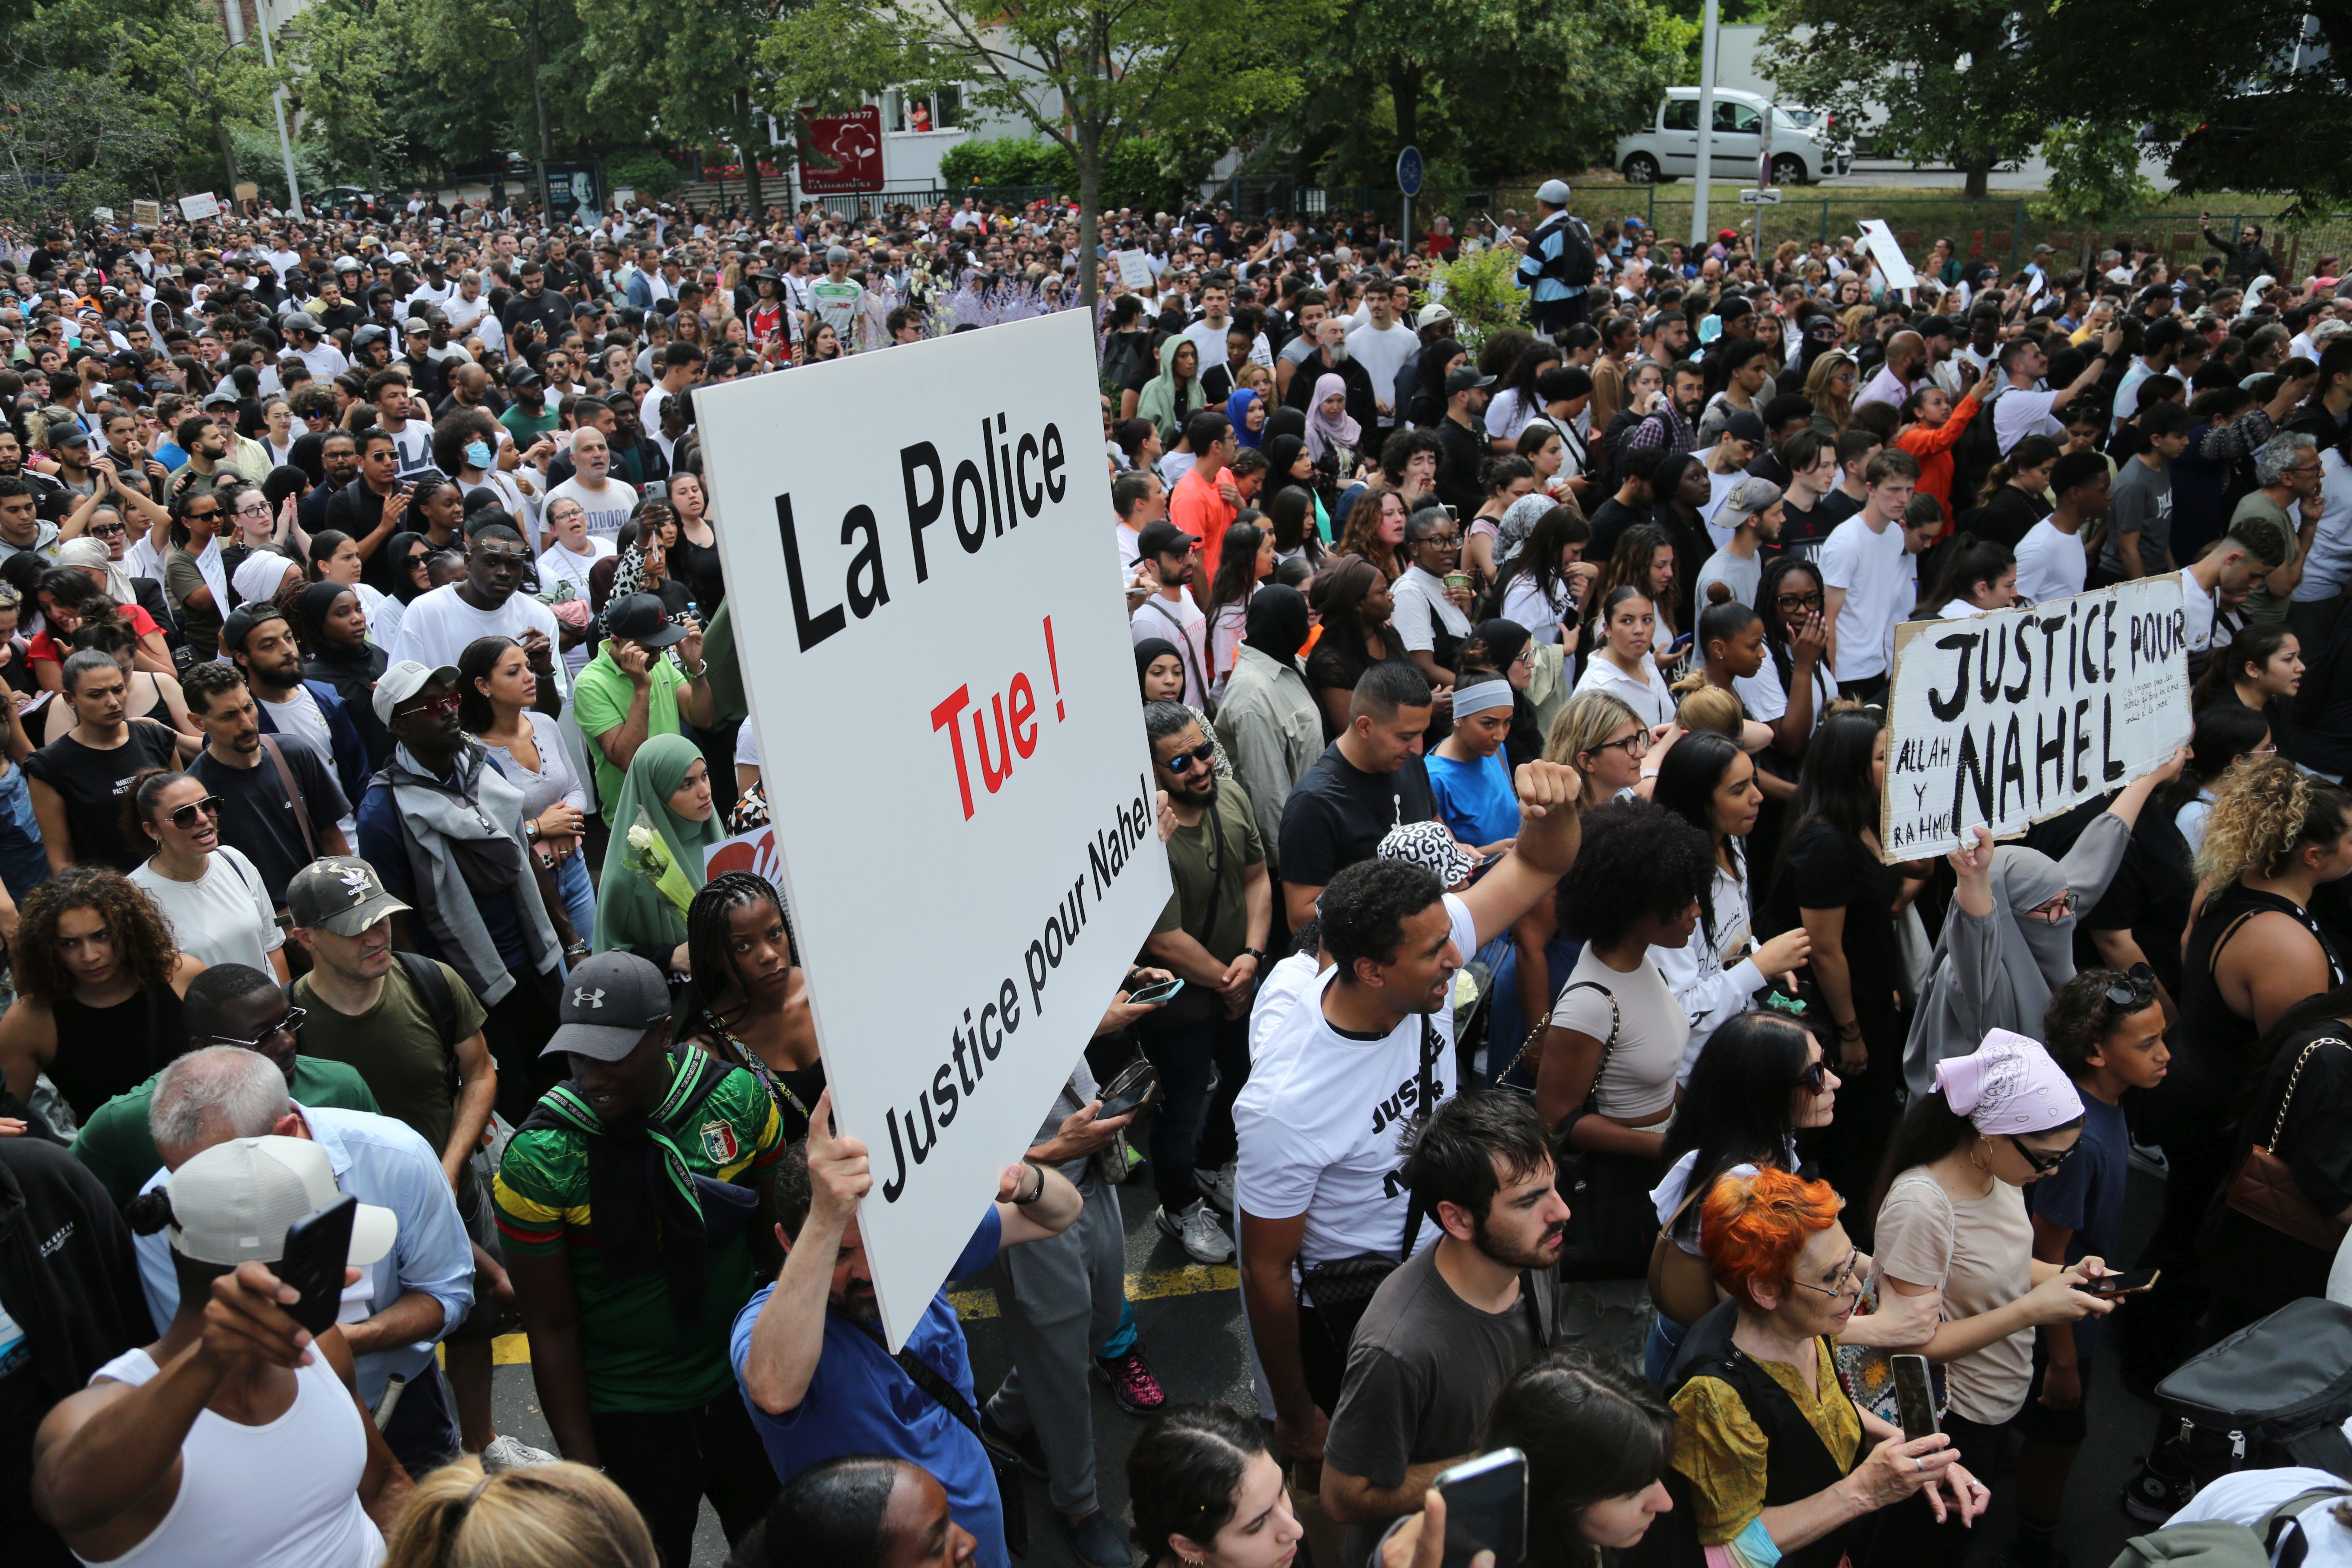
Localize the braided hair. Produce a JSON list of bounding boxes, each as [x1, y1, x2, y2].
[[681, 871, 792, 1050]]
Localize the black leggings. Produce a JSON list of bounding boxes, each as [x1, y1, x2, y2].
[[589, 1395, 780, 1568]]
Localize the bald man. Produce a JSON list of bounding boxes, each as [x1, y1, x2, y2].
[[1855, 330, 1927, 412]]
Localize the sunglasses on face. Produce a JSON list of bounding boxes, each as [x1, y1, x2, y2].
[[397, 691, 461, 719], [209, 1006, 305, 1051], [2010, 1134, 2076, 1174], [165, 793, 226, 829], [1160, 740, 1218, 774], [88, 521, 125, 537], [1797, 1056, 1831, 1095]]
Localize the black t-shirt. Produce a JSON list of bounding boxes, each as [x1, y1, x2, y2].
[[22, 722, 180, 870], [1434, 416, 1486, 517], [1817, 489, 1864, 529], [1276, 742, 1436, 889], [1763, 818, 1903, 1022], [1780, 495, 1843, 558], [326, 483, 401, 596], [191, 740, 351, 905], [2082, 804, 2197, 998], [1969, 485, 2049, 552], [1587, 497, 1647, 559]]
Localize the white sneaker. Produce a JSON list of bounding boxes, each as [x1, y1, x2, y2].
[[1194, 1162, 1237, 1214], [1156, 1200, 1235, 1264], [478, 1433, 559, 1471]]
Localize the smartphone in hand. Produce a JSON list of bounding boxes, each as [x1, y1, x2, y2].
[[278, 1194, 357, 1336], [1434, 1450, 1527, 1568]]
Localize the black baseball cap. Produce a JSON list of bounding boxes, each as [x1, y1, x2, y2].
[[1136, 519, 1194, 559], [1724, 410, 1771, 446], [504, 363, 543, 390], [1445, 366, 1497, 395], [603, 592, 685, 649], [542, 951, 671, 1061]]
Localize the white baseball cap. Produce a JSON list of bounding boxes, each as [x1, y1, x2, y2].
[[164, 1135, 398, 1269]]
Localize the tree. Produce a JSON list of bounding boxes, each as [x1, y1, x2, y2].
[[577, 0, 786, 214], [404, 0, 587, 212], [109, 0, 283, 195], [281, 0, 401, 194], [762, 0, 1332, 312], [1295, 0, 1682, 189], [1758, 0, 2047, 199]]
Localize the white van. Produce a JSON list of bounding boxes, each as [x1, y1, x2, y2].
[[1613, 88, 1851, 185]]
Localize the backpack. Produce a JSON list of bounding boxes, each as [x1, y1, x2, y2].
[[394, 951, 468, 1100], [2109, 1485, 2350, 1568], [1949, 385, 2004, 514], [2153, 1298, 2352, 1490], [1534, 212, 1598, 290]]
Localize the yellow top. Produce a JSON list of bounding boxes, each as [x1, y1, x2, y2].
[[1669, 1337, 1862, 1545]]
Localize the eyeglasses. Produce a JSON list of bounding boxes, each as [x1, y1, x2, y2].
[[2103, 962, 2157, 1009], [1593, 729, 1650, 759], [1789, 1248, 1864, 1301], [209, 1007, 305, 1051], [87, 521, 125, 537], [2022, 889, 2075, 924], [165, 793, 225, 830], [1776, 590, 1826, 610], [2010, 1135, 2076, 1174], [397, 691, 461, 719], [1160, 740, 1218, 775]]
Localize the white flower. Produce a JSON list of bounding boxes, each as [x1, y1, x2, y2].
[[626, 825, 657, 853]]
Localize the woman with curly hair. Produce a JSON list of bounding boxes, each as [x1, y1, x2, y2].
[[0, 863, 200, 1124], [1333, 484, 1408, 584], [1534, 798, 1720, 1367]]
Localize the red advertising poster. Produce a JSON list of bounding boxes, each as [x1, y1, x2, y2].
[[799, 107, 884, 192]]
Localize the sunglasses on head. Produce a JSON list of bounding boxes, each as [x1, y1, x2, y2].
[[1161, 740, 1218, 774], [2103, 962, 2157, 1008]]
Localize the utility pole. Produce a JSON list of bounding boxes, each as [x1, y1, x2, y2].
[[1693, 0, 1718, 249], [252, 0, 302, 214]]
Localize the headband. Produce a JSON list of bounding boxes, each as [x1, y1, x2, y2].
[[1453, 679, 1514, 719]]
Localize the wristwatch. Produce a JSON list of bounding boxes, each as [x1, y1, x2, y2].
[[1242, 947, 1267, 963]]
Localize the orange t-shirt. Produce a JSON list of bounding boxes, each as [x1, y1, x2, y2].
[[1169, 464, 1238, 583]]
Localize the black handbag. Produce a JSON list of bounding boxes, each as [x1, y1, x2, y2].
[[1550, 980, 1664, 1282]]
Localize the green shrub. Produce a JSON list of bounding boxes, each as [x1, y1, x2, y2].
[[604, 149, 681, 198], [934, 134, 1210, 212], [1428, 243, 1528, 357]]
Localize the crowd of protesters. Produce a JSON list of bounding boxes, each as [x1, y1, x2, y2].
[[0, 171, 2350, 1568]]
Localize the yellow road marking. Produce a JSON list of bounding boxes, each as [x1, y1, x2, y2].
[[473, 1263, 1237, 1359]]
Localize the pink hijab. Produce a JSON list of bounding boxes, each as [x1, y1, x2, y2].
[[1304, 372, 1361, 464]]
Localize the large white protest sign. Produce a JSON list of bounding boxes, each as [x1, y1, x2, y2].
[[1114, 251, 1155, 292], [1856, 220, 1918, 292], [1881, 576, 2192, 860], [694, 310, 1171, 1348], [177, 192, 221, 221]]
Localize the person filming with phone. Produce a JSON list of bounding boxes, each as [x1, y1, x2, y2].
[[32, 1129, 413, 1567]]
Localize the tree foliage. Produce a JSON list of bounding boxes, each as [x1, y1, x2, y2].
[[1291, 0, 1683, 189]]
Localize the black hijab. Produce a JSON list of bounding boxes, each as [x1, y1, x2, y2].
[[1263, 406, 1307, 446], [1243, 584, 1310, 668], [385, 530, 430, 603], [299, 580, 392, 767], [1261, 434, 1309, 499], [1135, 637, 1182, 703]]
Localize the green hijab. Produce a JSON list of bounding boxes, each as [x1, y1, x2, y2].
[[593, 733, 723, 955]]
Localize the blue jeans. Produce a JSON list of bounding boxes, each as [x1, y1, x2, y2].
[[1136, 1011, 1250, 1214], [1644, 1310, 1690, 1388], [552, 849, 594, 951]]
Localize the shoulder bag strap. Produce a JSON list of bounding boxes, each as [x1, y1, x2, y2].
[[255, 734, 316, 864], [1556, 979, 1622, 1120], [1399, 1012, 1442, 1258], [2264, 1038, 2348, 1154], [2263, 1485, 2352, 1568], [1141, 596, 1212, 709], [851, 1319, 984, 1437]]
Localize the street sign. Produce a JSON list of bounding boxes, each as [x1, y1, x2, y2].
[[1396, 145, 1424, 198], [1737, 188, 1784, 205]]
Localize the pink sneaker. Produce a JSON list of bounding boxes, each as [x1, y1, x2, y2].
[[1094, 1346, 1166, 1415]]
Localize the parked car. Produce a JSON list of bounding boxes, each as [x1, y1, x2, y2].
[[1614, 88, 1852, 185]]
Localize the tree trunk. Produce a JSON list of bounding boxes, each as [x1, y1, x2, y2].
[[216, 118, 242, 192], [1964, 156, 1991, 200], [1076, 120, 1101, 319], [527, 0, 553, 214], [739, 116, 765, 218], [1388, 62, 1421, 156]]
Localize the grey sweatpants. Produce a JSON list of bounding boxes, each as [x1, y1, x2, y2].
[[982, 1166, 1127, 1516]]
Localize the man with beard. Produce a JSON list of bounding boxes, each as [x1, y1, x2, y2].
[[1281, 313, 1380, 439], [1623, 359, 1704, 460], [1134, 699, 1271, 1265], [735, 1085, 1084, 1568], [298, 429, 361, 536], [1319, 1091, 1568, 1564], [497, 951, 786, 1567], [1129, 519, 1210, 708]]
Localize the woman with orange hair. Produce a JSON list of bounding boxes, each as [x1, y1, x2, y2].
[[1657, 1166, 1987, 1568]]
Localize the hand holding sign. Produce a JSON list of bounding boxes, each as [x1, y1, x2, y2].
[[807, 1090, 872, 1222]]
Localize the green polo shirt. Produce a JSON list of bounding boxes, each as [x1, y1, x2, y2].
[[72, 1055, 381, 1207], [572, 647, 690, 815]]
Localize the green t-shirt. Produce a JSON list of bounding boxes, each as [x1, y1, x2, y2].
[[1151, 782, 1264, 964], [572, 648, 690, 815], [493, 1055, 784, 1413], [293, 958, 488, 1194], [73, 1054, 382, 1208], [500, 405, 560, 446]]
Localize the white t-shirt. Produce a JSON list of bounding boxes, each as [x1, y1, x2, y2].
[[2181, 567, 2217, 653], [1573, 652, 1675, 728], [543, 474, 639, 543], [379, 421, 434, 481], [2013, 519, 2088, 604], [1390, 565, 1471, 654], [1735, 652, 1833, 734], [1234, 895, 1474, 1267], [129, 846, 284, 972], [258, 685, 359, 842], [1820, 514, 1910, 683], [1992, 385, 2064, 456], [734, 718, 762, 777], [386, 585, 567, 697], [2172, 1469, 2352, 1568], [1344, 321, 1419, 421]]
